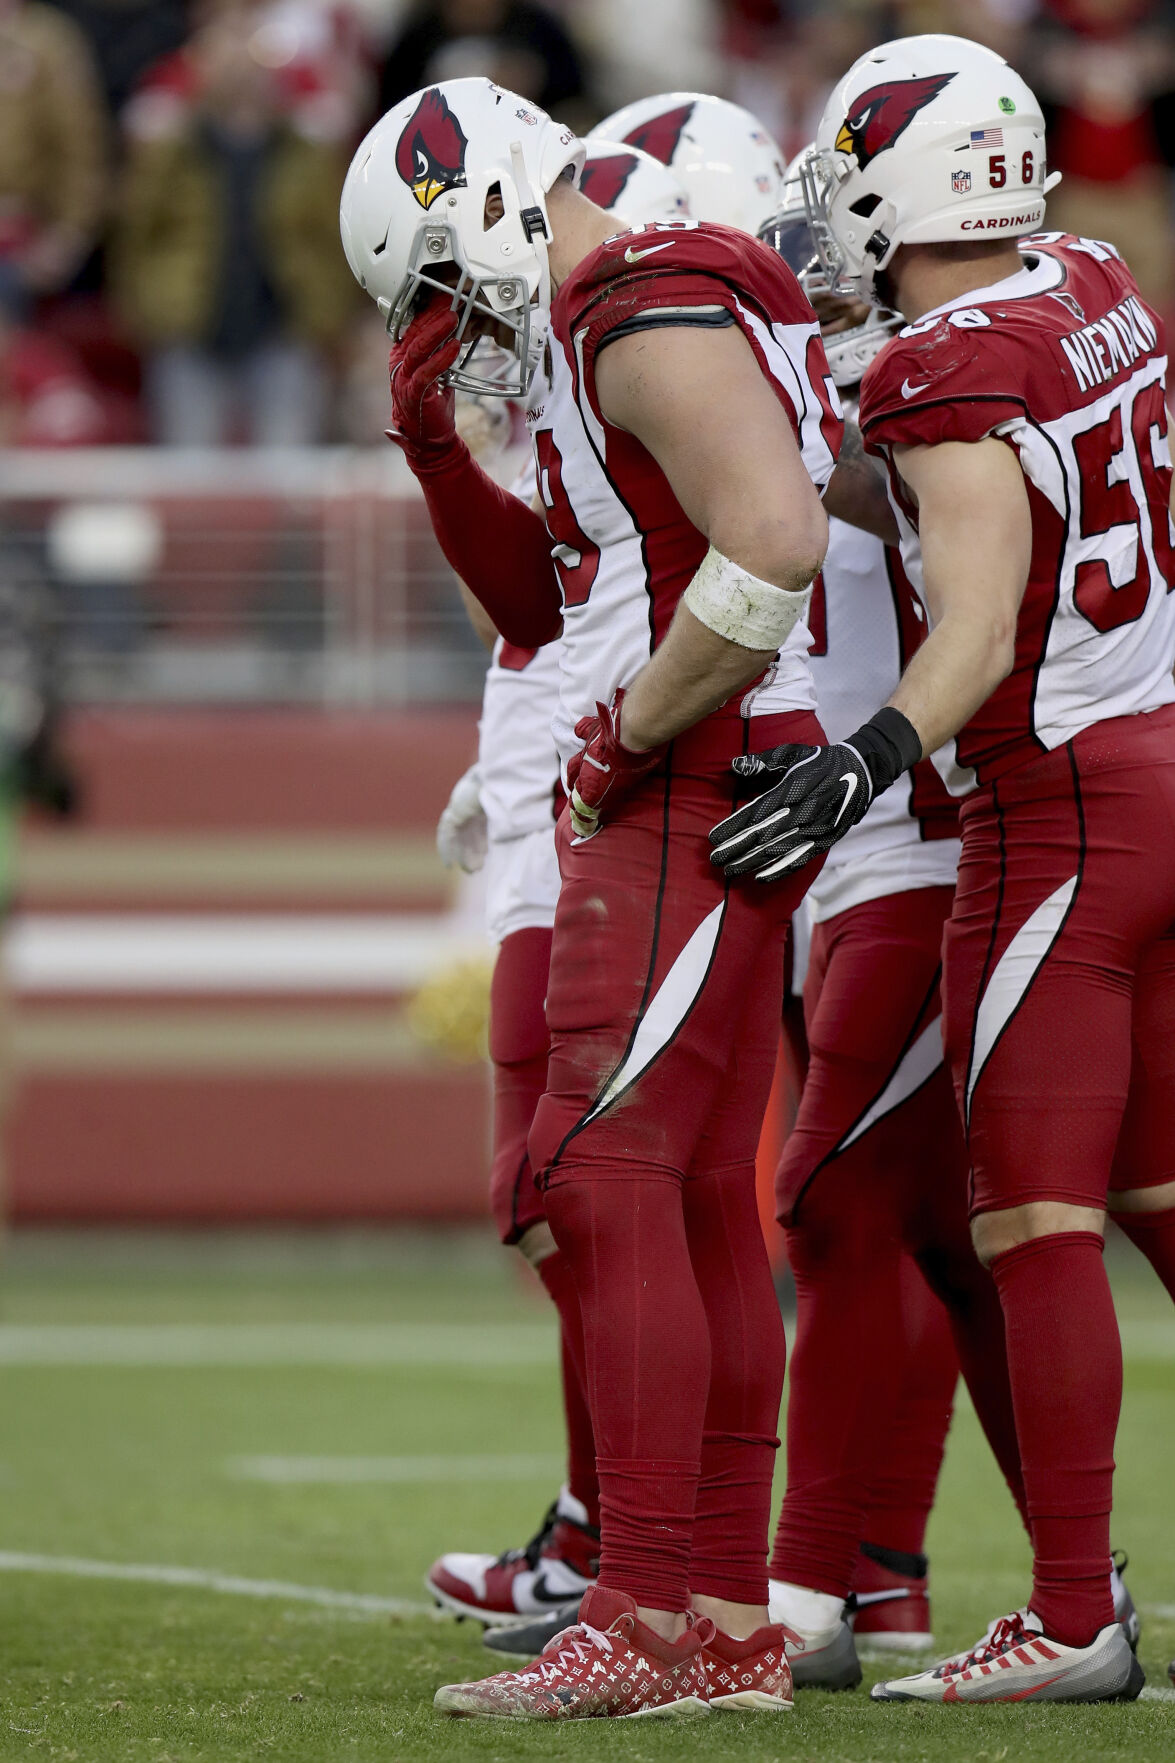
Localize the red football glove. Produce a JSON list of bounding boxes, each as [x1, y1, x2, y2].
[[383, 295, 562, 649], [386, 297, 463, 474], [566, 688, 666, 840]]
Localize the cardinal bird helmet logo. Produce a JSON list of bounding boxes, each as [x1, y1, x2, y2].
[[396, 88, 469, 210], [620, 101, 695, 166], [835, 73, 955, 169], [579, 152, 640, 210]]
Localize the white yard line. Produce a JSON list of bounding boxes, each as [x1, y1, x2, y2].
[[0, 1322, 555, 1367], [0, 1318, 1166, 1367], [4, 914, 490, 994], [1139, 1686, 1175, 1701], [0, 1551, 434, 1617], [227, 1452, 562, 1483]]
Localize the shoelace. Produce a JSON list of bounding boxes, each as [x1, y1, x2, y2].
[[946, 1613, 1030, 1675], [515, 1622, 615, 1685]]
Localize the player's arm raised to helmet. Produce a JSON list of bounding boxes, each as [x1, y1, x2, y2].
[[884, 438, 1031, 754], [593, 321, 829, 752]]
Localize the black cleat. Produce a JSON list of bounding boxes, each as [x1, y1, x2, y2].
[[483, 1599, 584, 1658]]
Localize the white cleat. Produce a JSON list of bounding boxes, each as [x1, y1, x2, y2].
[[768, 1580, 861, 1690], [951, 1552, 1139, 1674], [1111, 1550, 1141, 1651], [872, 1610, 1145, 1704]]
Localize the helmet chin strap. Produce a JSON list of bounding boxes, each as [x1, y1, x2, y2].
[[509, 139, 552, 298]]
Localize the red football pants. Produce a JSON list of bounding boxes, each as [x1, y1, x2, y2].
[[772, 887, 1022, 1599], [489, 926, 598, 1525], [945, 704, 1175, 1643], [947, 705, 1175, 1216], [531, 710, 824, 1612], [488, 926, 553, 1246]]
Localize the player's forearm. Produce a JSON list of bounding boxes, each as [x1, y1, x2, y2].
[[620, 603, 778, 752], [415, 445, 563, 648], [887, 607, 1016, 759]]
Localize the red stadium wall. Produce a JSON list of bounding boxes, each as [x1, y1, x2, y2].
[[7, 708, 492, 1224]]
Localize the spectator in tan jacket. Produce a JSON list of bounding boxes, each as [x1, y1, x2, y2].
[[110, 9, 356, 445], [0, 0, 108, 304]]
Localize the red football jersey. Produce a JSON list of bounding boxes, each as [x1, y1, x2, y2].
[[859, 232, 1175, 786], [530, 220, 844, 772]]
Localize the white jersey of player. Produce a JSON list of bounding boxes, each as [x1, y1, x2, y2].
[[529, 222, 840, 774], [804, 516, 961, 923], [477, 633, 562, 944], [478, 635, 562, 846]]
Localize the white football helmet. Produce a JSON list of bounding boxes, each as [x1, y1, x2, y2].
[[760, 149, 900, 388], [579, 137, 689, 224], [593, 92, 786, 234], [339, 78, 584, 396], [801, 34, 1060, 304]]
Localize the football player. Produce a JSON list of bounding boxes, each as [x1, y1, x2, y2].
[[712, 34, 1175, 1704], [425, 144, 690, 1640], [757, 170, 1025, 1688], [342, 75, 842, 1718]]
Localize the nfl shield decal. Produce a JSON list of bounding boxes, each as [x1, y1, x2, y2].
[[953, 168, 972, 194]]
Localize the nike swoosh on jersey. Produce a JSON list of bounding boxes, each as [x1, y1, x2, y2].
[[624, 242, 675, 262], [901, 377, 932, 398]]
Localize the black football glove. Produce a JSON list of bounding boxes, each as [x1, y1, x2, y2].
[[709, 707, 922, 882]]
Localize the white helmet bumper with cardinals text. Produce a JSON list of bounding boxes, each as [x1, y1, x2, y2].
[[579, 136, 689, 224], [339, 78, 584, 396], [593, 92, 786, 234], [801, 35, 1060, 302], [760, 147, 900, 388]]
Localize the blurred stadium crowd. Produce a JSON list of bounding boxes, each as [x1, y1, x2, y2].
[[3, 0, 1175, 450]]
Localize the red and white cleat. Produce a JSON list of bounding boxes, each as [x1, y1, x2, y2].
[[850, 1543, 934, 1654], [433, 1586, 711, 1720], [699, 1622, 796, 1712], [426, 1487, 598, 1625], [871, 1609, 1145, 1704]]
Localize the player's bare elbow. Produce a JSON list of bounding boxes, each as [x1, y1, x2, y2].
[[983, 615, 1018, 691], [712, 503, 828, 599], [772, 503, 828, 597]]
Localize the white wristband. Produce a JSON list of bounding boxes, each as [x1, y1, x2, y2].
[[683, 546, 812, 650]]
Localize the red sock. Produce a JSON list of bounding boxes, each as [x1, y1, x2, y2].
[[921, 1240, 1028, 1531], [771, 1164, 907, 1597], [537, 1249, 600, 1528], [1114, 1206, 1175, 1301], [685, 1162, 785, 1606], [544, 1175, 709, 1612], [990, 1232, 1120, 1647], [861, 1257, 958, 1557]]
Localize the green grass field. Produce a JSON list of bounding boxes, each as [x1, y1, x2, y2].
[[0, 1227, 1170, 1763]]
